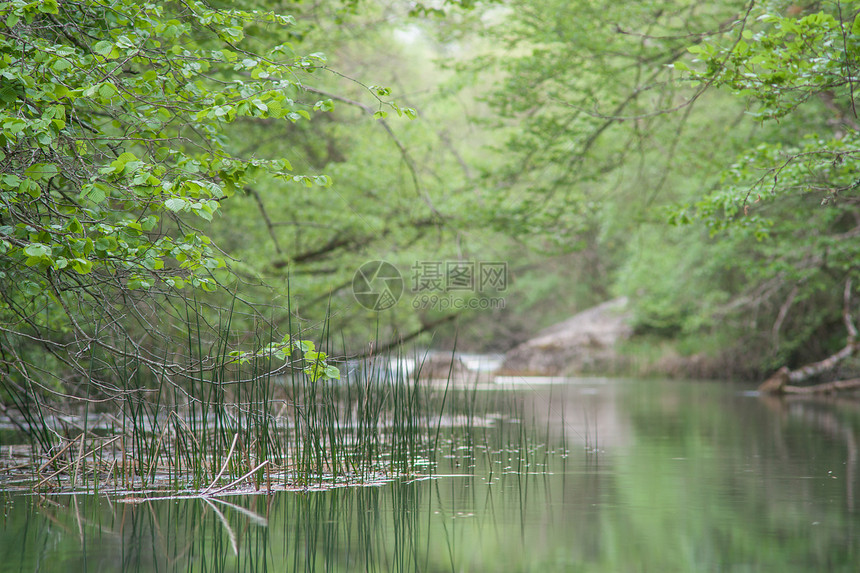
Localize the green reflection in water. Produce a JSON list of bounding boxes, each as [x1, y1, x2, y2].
[[2, 379, 859, 572]]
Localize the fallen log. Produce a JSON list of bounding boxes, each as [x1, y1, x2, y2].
[[781, 378, 860, 394], [758, 368, 860, 394], [759, 279, 860, 395]]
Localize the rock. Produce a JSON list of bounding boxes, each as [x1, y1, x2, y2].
[[417, 352, 470, 379], [501, 297, 633, 375]]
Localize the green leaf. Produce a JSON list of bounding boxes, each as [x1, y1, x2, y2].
[[296, 340, 315, 353], [71, 258, 93, 274], [93, 41, 113, 56], [20, 281, 42, 297], [0, 85, 20, 103], [127, 275, 151, 290], [164, 198, 187, 212], [98, 82, 118, 99], [25, 163, 59, 181], [3, 118, 28, 134], [95, 237, 118, 252], [81, 183, 108, 204], [110, 152, 137, 173], [24, 243, 51, 258], [65, 217, 84, 234], [38, 0, 59, 14], [2, 174, 22, 188], [21, 179, 41, 199], [143, 257, 164, 271], [52, 58, 72, 73], [141, 216, 159, 232]]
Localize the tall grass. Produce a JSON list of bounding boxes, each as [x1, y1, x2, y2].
[[1, 290, 572, 497], [1, 299, 481, 494]]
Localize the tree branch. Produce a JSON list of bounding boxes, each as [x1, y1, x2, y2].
[[247, 187, 283, 255]]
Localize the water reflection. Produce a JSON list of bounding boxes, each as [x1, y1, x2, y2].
[[3, 379, 860, 572]]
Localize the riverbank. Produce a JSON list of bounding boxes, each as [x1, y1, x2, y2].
[[494, 297, 770, 382]]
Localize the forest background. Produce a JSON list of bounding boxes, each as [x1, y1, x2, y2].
[[3, 0, 860, 406]]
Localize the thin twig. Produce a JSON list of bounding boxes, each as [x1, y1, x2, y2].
[[202, 432, 239, 493], [206, 460, 270, 496]]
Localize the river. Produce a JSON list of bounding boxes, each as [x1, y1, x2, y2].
[[2, 377, 858, 572]]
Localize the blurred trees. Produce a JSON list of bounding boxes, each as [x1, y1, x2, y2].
[[5, 0, 860, 396], [468, 0, 860, 378]]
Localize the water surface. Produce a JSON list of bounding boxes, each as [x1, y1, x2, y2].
[[2, 378, 858, 572]]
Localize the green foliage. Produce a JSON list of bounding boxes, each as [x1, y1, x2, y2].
[[621, 1, 860, 372], [8, 0, 858, 394], [683, 3, 860, 120], [0, 0, 345, 300], [462, 0, 748, 249], [229, 337, 340, 382], [0, 0, 412, 406], [458, 0, 860, 374]]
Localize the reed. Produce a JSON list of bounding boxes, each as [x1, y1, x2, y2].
[[1, 296, 564, 497]]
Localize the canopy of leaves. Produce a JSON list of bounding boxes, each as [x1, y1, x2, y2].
[[0, 0, 378, 396], [6, 0, 860, 400], [464, 0, 860, 375]]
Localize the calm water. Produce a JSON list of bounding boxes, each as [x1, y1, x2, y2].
[[2, 378, 859, 572]]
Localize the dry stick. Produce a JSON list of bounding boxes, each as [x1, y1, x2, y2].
[[146, 415, 175, 480], [243, 439, 253, 491], [202, 432, 239, 494], [787, 280, 859, 383], [206, 460, 270, 496], [72, 432, 86, 488], [121, 435, 128, 489], [72, 495, 85, 545], [72, 436, 120, 491], [37, 435, 81, 473], [247, 186, 283, 255], [0, 464, 32, 473], [84, 436, 122, 486], [35, 461, 74, 490], [845, 279, 858, 341], [169, 412, 207, 479], [106, 459, 117, 488], [88, 435, 122, 455], [35, 436, 124, 490]]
